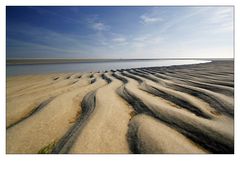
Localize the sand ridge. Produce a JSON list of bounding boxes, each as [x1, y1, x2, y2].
[[6, 60, 234, 154]]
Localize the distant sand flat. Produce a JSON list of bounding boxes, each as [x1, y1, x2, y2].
[[6, 61, 234, 154]]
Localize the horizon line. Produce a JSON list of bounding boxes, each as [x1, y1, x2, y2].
[[6, 57, 233, 65]]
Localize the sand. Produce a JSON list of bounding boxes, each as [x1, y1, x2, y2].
[[6, 60, 234, 154]]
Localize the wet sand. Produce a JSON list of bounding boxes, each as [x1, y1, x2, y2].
[[6, 60, 234, 154]]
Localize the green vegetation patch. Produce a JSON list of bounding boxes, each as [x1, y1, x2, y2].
[[38, 141, 56, 154]]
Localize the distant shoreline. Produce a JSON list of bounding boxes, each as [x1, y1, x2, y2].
[[6, 58, 233, 65]]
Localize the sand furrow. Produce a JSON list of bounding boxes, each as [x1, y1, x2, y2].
[[122, 71, 220, 118], [128, 114, 206, 153], [68, 75, 132, 153], [167, 83, 234, 117], [7, 96, 55, 129], [116, 73, 233, 153], [7, 75, 56, 96], [51, 91, 97, 153], [162, 70, 234, 87], [6, 75, 92, 127], [6, 60, 234, 154], [8, 73, 90, 98], [156, 72, 234, 97], [6, 78, 107, 153], [139, 83, 213, 119], [129, 69, 233, 117], [112, 72, 128, 84], [101, 73, 112, 83]]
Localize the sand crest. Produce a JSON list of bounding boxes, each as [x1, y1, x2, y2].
[[6, 61, 234, 154]]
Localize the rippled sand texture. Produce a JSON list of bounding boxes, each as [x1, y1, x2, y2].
[[6, 61, 234, 154]]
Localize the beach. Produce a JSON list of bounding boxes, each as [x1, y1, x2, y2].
[[6, 60, 234, 154]]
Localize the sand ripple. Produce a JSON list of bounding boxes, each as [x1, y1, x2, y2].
[[6, 61, 234, 154]]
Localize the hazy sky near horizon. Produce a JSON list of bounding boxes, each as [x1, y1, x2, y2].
[[7, 6, 233, 59]]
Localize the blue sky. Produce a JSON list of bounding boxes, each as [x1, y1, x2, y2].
[[6, 6, 233, 59]]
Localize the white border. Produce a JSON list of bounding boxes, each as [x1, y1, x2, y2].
[[2, 0, 238, 6], [1, 1, 239, 172]]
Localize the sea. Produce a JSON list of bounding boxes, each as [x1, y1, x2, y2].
[[6, 59, 211, 76]]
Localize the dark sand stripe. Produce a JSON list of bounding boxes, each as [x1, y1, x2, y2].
[[51, 91, 96, 154], [7, 97, 55, 129]]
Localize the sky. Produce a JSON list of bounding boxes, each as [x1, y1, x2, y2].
[[6, 6, 233, 59]]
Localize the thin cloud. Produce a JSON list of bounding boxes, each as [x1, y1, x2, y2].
[[204, 7, 233, 33], [131, 34, 165, 49], [92, 22, 110, 31], [140, 15, 163, 24], [86, 15, 110, 31], [7, 7, 233, 59], [112, 37, 126, 43]]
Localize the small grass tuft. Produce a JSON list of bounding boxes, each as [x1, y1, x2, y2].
[[38, 141, 56, 154]]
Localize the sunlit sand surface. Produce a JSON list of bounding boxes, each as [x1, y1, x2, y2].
[[6, 61, 234, 154]]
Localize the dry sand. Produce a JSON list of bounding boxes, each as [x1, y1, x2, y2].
[[6, 60, 234, 154]]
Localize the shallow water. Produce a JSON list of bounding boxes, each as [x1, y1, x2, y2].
[[7, 59, 211, 76]]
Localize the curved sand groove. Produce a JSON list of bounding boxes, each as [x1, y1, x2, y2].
[[167, 83, 234, 117], [7, 73, 76, 92], [154, 71, 234, 97], [7, 77, 71, 99], [139, 82, 215, 119], [7, 73, 89, 98], [8, 74, 88, 99], [7, 96, 56, 129], [160, 68, 234, 87], [112, 72, 128, 84], [154, 71, 234, 88], [128, 70, 160, 83], [51, 91, 97, 153], [186, 77, 233, 88], [134, 68, 234, 97], [144, 67, 234, 88], [68, 74, 132, 153], [7, 74, 72, 97], [125, 70, 222, 118], [116, 72, 233, 153], [6, 73, 92, 127], [147, 66, 234, 96], [130, 68, 234, 117], [101, 73, 112, 83], [128, 114, 206, 153], [6, 61, 234, 154], [6, 77, 107, 153], [148, 63, 233, 82], [121, 71, 143, 83], [128, 69, 169, 87], [7, 74, 57, 96]]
